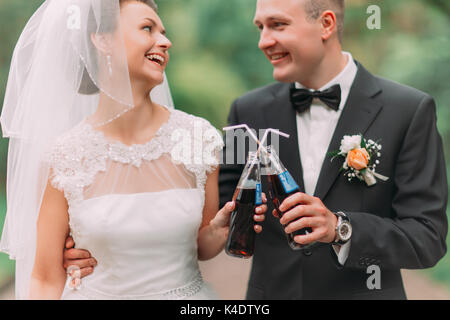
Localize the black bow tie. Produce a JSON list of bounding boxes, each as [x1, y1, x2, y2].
[[290, 84, 341, 113]]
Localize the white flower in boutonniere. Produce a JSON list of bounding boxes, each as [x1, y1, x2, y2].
[[328, 134, 389, 186], [339, 135, 362, 154]]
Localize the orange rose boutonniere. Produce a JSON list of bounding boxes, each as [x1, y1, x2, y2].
[[347, 148, 370, 170], [328, 134, 389, 186]]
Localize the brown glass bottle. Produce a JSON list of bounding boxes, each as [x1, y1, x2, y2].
[[225, 152, 262, 258], [262, 147, 314, 250]]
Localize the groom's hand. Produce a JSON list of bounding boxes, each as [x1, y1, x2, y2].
[[63, 236, 97, 279], [276, 193, 338, 245]]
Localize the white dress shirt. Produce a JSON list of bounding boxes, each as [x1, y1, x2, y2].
[[295, 51, 358, 265]]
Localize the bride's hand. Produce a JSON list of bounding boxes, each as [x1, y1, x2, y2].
[[210, 193, 268, 234]]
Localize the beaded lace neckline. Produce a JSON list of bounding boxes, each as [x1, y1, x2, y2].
[[48, 106, 223, 207], [84, 104, 174, 150]]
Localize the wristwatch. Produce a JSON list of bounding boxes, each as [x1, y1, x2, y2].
[[333, 211, 352, 245]]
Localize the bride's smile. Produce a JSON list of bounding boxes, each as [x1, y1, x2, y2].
[[120, 1, 171, 90], [145, 52, 167, 67]]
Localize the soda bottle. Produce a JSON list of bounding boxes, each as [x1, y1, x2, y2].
[[261, 146, 314, 250], [225, 152, 263, 258]]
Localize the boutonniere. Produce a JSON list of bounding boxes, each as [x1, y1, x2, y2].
[[328, 134, 389, 186]]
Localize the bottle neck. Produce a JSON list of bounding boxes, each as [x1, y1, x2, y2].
[[262, 148, 286, 175]]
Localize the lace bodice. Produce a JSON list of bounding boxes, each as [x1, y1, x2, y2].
[[47, 107, 224, 207], [46, 106, 223, 300]]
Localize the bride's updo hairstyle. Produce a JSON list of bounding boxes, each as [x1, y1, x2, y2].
[[120, 0, 157, 11], [78, 0, 158, 95]]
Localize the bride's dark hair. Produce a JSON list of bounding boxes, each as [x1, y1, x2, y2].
[[78, 0, 158, 95], [120, 0, 157, 11]]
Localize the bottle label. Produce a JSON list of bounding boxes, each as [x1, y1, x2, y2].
[[255, 183, 263, 205], [278, 171, 299, 194]]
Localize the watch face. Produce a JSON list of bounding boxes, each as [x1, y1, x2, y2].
[[339, 221, 352, 241]]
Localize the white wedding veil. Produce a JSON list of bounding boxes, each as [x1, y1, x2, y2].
[[0, 0, 173, 299]]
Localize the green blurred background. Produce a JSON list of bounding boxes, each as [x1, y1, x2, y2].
[[0, 0, 449, 293]]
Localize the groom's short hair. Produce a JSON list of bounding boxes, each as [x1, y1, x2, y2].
[[303, 0, 345, 43]]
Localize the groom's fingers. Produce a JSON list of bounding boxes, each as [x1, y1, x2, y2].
[[280, 205, 303, 225], [65, 236, 75, 249], [79, 267, 94, 278], [293, 228, 326, 245], [63, 258, 97, 272], [66, 264, 94, 279], [279, 204, 315, 225], [284, 217, 317, 234], [64, 248, 91, 260], [279, 192, 314, 212], [272, 208, 280, 218]]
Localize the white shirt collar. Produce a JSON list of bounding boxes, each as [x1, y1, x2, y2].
[[295, 51, 358, 110]]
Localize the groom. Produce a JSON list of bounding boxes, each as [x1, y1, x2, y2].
[[219, 0, 448, 299]]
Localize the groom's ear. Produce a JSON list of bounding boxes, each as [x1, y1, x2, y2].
[[320, 10, 338, 42], [90, 32, 113, 55]]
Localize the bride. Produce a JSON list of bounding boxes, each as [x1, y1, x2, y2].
[[0, 0, 267, 299]]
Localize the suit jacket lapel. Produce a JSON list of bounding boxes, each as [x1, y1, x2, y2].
[[263, 83, 306, 193], [314, 62, 383, 200]]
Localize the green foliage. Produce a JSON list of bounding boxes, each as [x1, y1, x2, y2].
[[167, 52, 247, 129], [158, 0, 273, 128]]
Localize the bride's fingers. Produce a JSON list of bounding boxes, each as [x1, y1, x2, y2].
[[222, 201, 235, 216], [262, 192, 267, 203], [211, 201, 235, 228], [254, 224, 262, 233], [226, 201, 235, 212], [254, 214, 265, 223], [255, 204, 267, 215]]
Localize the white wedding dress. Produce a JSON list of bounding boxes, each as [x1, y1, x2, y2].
[[47, 106, 224, 300]]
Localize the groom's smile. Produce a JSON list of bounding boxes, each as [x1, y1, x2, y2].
[[268, 52, 290, 65], [254, 0, 327, 84]]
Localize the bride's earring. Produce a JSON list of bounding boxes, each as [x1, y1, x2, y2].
[[107, 54, 113, 76]]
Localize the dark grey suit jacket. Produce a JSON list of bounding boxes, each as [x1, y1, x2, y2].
[[219, 62, 448, 300]]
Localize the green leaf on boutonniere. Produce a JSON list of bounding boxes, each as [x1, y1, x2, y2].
[[359, 133, 366, 149], [327, 150, 341, 158], [327, 150, 342, 162]]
